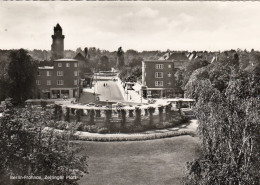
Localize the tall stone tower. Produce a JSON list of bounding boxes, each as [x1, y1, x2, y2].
[[51, 23, 65, 60]]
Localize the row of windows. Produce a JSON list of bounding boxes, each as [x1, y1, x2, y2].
[[58, 63, 78, 68], [155, 81, 163, 86], [155, 64, 172, 69], [36, 80, 78, 86], [38, 71, 78, 77], [155, 81, 172, 87], [155, 72, 172, 78]]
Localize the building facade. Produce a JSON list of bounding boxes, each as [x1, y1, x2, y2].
[[36, 59, 79, 99], [51, 23, 65, 60], [142, 52, 188, 98]]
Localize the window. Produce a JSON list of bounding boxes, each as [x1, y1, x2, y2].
[[57, 80, 64, 85], [167, 82, 171, 86], [156, 64, 164, 69], [74, 80, 78, 85], [168, 72, 172, 77], [47, 71, 51, 76], [74, 71, 78, 76], [36, 80, 40, 85], [155, 81, 163, 87], [57, 71, 63, 76], [58, 63, 62, 67], [37, 71, 40, 76], [74, 63, 78, 67], [155, 72, 163, 78], [47, 80, 51, 86], [168, 64, 172, 68], [66, 63, 70, 67]]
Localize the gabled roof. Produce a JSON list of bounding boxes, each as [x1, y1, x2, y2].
[[168, 53, 189, 60], [158, 52, 189, 61], [74, 52, 85, 61]]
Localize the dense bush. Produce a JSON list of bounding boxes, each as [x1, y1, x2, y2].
[[97, 127, 109, 134], [155, 123, 165, 129], [76, 122, 84, 131], [56, 121, 68, 130], [84, 125, 98, 133]]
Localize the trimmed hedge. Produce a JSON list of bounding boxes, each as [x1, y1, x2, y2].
[[75, 130, 197, 142]]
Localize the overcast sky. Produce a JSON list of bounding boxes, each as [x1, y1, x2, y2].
[[0, 1, 260, 52]]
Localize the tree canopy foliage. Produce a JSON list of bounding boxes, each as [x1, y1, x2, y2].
[[0, 100, 87, 185], [184, 52, 260, 184], [98, 55, 110, 71], [0, 49, 37, 104]]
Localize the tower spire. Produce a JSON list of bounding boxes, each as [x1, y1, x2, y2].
[[51, 23, 65, 60]]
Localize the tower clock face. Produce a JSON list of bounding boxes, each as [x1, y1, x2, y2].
[[56, 40, 61, 44]]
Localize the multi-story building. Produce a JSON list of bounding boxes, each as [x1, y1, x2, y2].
[[142, 52, 188, 98], [36, 59, 79, 99]]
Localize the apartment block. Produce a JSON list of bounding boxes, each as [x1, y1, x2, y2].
[[36, 59, 79, 99]]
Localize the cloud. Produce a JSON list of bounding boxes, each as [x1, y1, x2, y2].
[[1, 1, 260, 51], [136, 7, 159, 18]]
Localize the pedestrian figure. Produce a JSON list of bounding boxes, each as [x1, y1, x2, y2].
[[103, 83, 105, 87]]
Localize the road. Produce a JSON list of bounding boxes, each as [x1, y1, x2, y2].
[[95, 80, 125, 102]]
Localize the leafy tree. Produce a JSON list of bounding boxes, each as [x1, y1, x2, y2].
[[0, 51, 11, 101], [129, 57, 143, 67], [0, 101, 87, 185], [84, 47, 88, 59], [185, 59, 260, 184], [7, 49, 37, 104], [182, 58, 210, 88], [76, 47, 83, 54], [118, 68, 128, 82], [98, 55, 110, 71]]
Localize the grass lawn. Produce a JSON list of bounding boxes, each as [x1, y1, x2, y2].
[[76, 135, 201, 185]]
